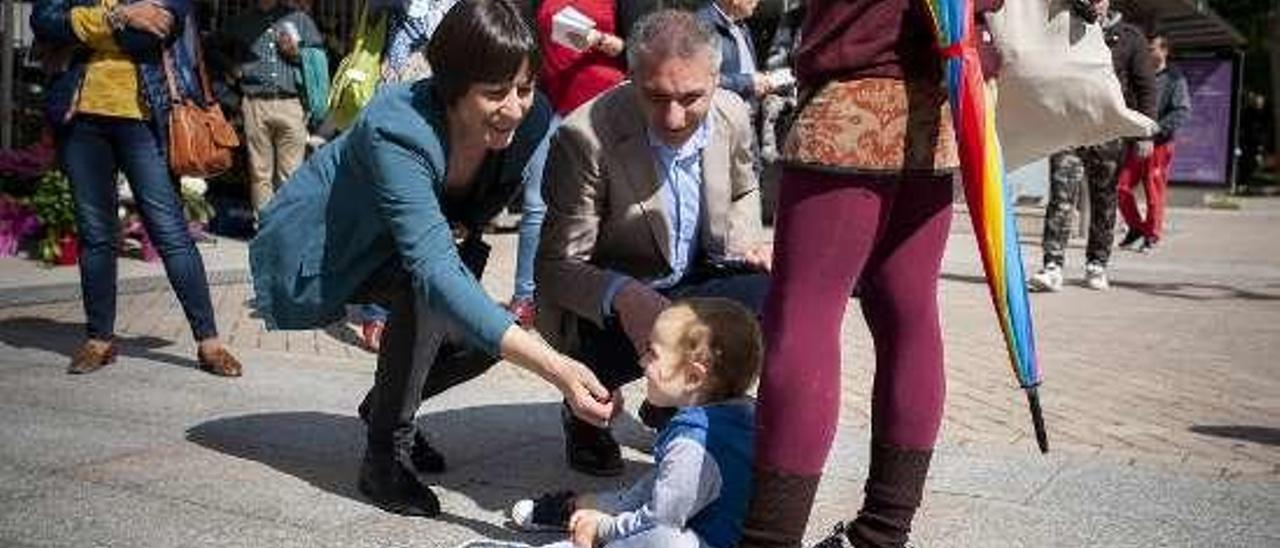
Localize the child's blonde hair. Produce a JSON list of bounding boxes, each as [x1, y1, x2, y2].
[[662, 297, 762, 401]]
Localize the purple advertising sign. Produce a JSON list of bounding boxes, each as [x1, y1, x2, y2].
[[1170, 58, 1235, 185]]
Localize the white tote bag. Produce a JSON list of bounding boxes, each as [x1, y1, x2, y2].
[[987, 0, 1157, 170]]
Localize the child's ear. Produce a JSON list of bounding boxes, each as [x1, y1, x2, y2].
[[686, 361, 709, 388]]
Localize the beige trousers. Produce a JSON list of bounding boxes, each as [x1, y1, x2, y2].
[[242, 96, 307, 212]]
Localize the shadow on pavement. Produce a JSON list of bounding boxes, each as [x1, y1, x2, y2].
[[0, 316, 201, 371], [1189, 425, 1280, 447], [1108, 281, 1280, 301], [186, 403, 651, 543], [941, 272, 1280, 301]]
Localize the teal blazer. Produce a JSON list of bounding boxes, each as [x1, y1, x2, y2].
[[249, 80, 552, 354]]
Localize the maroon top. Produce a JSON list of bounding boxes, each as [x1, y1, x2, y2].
[[794, 0, 942, 87], [795, 0, 1005, 88]]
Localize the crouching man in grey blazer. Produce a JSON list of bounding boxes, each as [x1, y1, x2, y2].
[[535, 8, 772, 477]]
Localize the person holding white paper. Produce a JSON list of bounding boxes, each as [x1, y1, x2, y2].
[[536, 0, 629, 116]]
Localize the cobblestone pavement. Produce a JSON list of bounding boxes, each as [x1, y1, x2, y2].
[[2, 199, 1277, 480]]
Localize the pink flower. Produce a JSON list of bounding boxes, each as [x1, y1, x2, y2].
[[0, 194, 40, 257]]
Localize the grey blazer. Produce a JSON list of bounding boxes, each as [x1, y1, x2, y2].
[[534, 82, 763, 346]]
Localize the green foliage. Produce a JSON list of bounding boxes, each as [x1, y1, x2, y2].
[[30, 171, 77, 263], [30, 170, 75, 235]]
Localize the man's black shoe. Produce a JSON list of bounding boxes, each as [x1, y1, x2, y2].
[[358, 399, 447, 474], [357, 451, 441, 517], [562, 403, 623, 477], [638, 400, 677, 431]]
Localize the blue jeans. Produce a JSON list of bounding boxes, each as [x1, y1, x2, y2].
[[58, 115, 218, 341], [512, 117, 558, 300]]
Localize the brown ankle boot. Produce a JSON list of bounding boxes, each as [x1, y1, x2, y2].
[[846, 443, 933, 548], [739, 468, 821, 548]]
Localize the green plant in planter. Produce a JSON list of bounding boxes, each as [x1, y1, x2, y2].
[[29, 170, 77, 264]]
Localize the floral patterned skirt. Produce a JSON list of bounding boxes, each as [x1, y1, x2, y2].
[[782, 77, 959, 177]]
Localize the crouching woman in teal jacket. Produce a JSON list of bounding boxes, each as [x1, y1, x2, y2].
[[249, 0, 613, 518]]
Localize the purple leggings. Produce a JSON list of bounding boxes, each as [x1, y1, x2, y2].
[[756, 168, 953, 475]]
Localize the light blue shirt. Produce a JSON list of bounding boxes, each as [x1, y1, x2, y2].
[[649, 120, 711, 289], [599, 119, 712, 317]]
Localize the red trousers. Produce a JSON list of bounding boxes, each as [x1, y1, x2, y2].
[[1116, 142, 1175, 242]]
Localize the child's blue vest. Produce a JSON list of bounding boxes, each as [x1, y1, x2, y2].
[[653, 399, 755, 548]]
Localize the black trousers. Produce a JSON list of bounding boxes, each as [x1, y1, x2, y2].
[[352, 243, 499, 455]]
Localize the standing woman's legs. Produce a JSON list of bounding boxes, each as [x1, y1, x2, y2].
[[847, 176, 952, 547], [60, 117, 122, 343], [741, 169, 890, 547], [114, 121, 218, 341]]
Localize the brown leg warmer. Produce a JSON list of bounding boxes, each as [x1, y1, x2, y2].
[[847, 444, 933, 548], [739, 468, 823, 548]]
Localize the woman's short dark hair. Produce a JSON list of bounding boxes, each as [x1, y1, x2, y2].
[[427, 0, 540, 105]]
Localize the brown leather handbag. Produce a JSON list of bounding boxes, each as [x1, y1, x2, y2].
[[162, 42, 239, 178]]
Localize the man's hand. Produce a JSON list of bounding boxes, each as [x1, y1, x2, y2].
[[742, 243, 773, 273], [569, 508, 608, 548], [556, 355, 615, 427], [119, 0, 173, 38], [1134, 139, 1154, 159], [611, 280, 670, 355], [752, 73, 773, 98]]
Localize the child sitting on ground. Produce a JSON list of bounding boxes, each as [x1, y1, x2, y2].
[[510, 297, 762, 548]]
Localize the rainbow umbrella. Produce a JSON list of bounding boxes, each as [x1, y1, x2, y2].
[[923, 0, 1048, 452]]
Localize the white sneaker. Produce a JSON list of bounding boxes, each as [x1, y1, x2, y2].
[[509, 490, 574, 532], [1083, 262, 1110, 291], [1029, 265, 1064, 292]]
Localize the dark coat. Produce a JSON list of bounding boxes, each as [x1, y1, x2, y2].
[[1102, 14, 1158, 120]]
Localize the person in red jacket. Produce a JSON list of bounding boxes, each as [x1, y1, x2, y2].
[[535, 0, 627, 116]]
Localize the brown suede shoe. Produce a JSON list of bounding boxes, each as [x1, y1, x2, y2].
[[197, 346, 243, 377], [67, 340, 117, 374]]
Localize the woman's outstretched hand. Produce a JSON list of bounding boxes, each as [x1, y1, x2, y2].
[[499, 325, 615, 427], [556, 355, 615, 427]]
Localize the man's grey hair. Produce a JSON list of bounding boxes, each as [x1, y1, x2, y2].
[[626, 9, 722, 75]]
